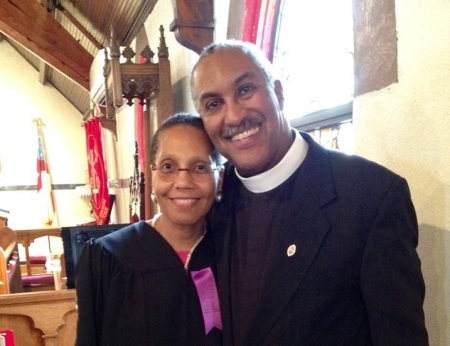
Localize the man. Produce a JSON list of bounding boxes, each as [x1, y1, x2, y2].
[[191, 40, 428, 345]]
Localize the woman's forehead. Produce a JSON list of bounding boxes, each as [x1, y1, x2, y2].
[[156, 127, 213, 159]]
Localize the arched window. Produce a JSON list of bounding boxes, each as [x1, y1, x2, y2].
[[239, 0, 397, 153], [271, 0, 354, 152]]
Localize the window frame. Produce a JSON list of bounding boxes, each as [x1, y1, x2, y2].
[[271, 0, 354, 132], [290, 101, 352, 132]]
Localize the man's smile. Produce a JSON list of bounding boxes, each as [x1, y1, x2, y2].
[[230, 126, 260, 142]]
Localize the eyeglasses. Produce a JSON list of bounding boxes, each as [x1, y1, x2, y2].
[[152, 162, 219, 182]]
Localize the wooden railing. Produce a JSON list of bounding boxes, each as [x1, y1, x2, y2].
[[15, 227, 60, 277]]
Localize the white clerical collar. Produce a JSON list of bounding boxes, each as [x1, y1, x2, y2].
[[235, 130, 308, 193]]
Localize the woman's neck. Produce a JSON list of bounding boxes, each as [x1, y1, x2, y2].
[[150, 213, 205, 251]]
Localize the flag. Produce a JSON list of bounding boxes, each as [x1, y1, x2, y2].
[[36, 123, 55, 225]]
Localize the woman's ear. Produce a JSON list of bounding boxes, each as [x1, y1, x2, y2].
[[218, 166, 225, 192], [214, 167, 225, 203]]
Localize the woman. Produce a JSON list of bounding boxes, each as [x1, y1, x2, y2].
[[75, 113, 223, 345]]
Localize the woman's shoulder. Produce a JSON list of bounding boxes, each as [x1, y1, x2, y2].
[[96, 221, 178, 271], [97, 221, 150, 250]]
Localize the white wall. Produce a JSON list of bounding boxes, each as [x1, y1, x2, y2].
[[0, 40, 92, 256], [0, 40, 91, 229], [353, 0, 450, 344]]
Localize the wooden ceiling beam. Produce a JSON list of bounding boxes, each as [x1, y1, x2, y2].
[[0, 0, 92, 90], [38, 60, 49, 85]]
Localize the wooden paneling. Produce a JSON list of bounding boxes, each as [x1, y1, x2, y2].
[[0, 290, 77, 346], [0, 0, 92, 90]]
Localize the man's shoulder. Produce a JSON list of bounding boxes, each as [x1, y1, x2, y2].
[[329, 149, 403, 182], [299, 131, 404, 182]]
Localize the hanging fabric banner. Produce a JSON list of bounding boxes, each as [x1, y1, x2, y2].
[[242, 0, 262, 44], [242, 0, 281, 60], [84, 118, 110, 225], [35, 118, 56, 226], [136, 54, 147, 174], [255, 0, 280, 60]]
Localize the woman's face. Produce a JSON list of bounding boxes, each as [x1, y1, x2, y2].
[[152, 125, 220, 229]]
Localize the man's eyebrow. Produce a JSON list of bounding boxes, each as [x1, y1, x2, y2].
[[199, 92, 220, 105], [198, 72, 256, 104], [234, 72, 255, 87]]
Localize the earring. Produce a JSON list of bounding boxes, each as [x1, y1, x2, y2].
[[215, 192, 223, 203], [151, 193, 157, 204]]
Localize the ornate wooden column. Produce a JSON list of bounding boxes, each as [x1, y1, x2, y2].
[[102, 26, 174, 219]]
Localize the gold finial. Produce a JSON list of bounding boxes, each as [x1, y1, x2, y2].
[[33, 117, 44, 127]]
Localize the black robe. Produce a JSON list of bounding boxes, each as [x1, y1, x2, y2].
[[75, 221, 222, 345]]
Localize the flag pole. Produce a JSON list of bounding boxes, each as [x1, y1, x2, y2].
[[33, 118, 59, 226], [33, 117, 59, 263]]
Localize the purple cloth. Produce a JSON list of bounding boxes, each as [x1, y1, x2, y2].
[[191, 267, 223, 334]]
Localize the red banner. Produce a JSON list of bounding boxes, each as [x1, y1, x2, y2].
[[84, 118, 110, 225], [37, 126, 55, 225], [242, 0, 280, 60], [136, 54, 146, 173]]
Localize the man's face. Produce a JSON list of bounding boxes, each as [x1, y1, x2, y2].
[[192, 49, 293, 177]]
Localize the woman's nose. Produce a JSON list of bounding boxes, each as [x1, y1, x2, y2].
[[172, 169, 195, 187]]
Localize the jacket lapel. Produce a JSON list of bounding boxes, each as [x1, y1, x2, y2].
[[214, 133, 337, 344], [247, 134, 337, 343]]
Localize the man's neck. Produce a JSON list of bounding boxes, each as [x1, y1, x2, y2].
[[236, 130, 309, 193]]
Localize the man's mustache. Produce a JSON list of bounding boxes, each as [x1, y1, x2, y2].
[[222, 116, 263, 139]]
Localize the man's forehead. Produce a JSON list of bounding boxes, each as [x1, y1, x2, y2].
[[194, 54, 259, 85], [200, 48, 249, 67]]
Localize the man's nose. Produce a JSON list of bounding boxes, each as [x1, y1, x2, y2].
[[224, 100, 245, 125]]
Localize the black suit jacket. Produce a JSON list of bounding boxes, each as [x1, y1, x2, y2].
[[210, 132, 428, 345]]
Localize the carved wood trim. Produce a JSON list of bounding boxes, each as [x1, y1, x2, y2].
[[170, 0, 215, 54], [0, 290, 77, 346]]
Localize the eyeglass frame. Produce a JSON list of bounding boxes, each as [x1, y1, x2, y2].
[[151, 162, 221, 182]]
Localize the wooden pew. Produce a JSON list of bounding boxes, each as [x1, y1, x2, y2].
[[0, 290, 77, 345], [0, 226, 22, 294]]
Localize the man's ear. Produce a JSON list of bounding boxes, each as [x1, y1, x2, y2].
[[274, 80, 284, 110]]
